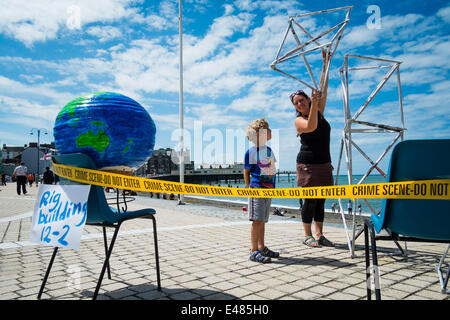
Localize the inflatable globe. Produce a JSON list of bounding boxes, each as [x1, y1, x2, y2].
[[54, 92, 156, 174]]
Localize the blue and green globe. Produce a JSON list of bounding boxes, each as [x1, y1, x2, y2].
[[54, 92, 156, 173]]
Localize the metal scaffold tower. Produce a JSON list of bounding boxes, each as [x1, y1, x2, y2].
[[336, 54, 407, 257], [270, 6, 353, 91]]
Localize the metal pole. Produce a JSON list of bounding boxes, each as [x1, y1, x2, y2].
[[30, 128, 47, 185], [396, 66, 405, 141], [178, 0, 185, 205], [37, 129, 40, 185], [290, 6, 354, 19]]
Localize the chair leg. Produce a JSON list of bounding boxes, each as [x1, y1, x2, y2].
[[387, 229, 406, 256], [150, 215, 161, 291], [364, 222, 372, 300], [102, 227, 112, 280], [93, 224, 121, 300], [38, 247, 59, 299], [368, 223, 381, 300]]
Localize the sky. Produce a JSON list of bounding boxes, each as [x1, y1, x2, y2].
[[0, 0, 449, 174]]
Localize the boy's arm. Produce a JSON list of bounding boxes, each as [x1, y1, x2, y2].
[[244, 169, 251, 188]]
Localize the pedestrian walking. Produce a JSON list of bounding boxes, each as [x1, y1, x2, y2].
[[43, 166, 55, 184], [13, 162, 28, 195], [28, 173, 34, 187], [347, 200, 353, 216]]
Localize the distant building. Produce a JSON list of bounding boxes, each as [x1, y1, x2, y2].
[[1, 144, 26, 164], [146, 148, 194, 175], [22, 142, 56, 175], [192, 163, 244, 175], [1, 142, 56, 175], [21, 147, 45, 175]]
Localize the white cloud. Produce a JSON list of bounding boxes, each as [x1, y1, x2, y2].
[[341, 14, 425, 50], [184, 12, 254, 65], [0, 3, 333, 102], [0, 95, 58, 121], [0, 75, 73, 104], [0, 0, 149, 46], [227, 78, 285, 112], [437, 4, 450, 23], [72, 9, 286, 99], [234, 0, 301, 14], [86, 26, 122, 42], [143, 14, 172, 30], [19, 74, 44, 83], [189, 103, 249, 128], [184, 14, 291, 96]]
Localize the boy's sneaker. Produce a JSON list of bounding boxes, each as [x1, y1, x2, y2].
[[249, 250, 271, 263], [261, 246, 280, 258]]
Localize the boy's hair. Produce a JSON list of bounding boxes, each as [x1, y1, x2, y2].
[[246, 117, 269, 144]]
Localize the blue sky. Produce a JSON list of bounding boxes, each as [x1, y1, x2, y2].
[[0, 0, 449, 174]]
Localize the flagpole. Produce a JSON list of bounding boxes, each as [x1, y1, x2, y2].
[[178, 0, 185, 205]]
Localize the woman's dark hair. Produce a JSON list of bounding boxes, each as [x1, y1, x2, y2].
[[290, 90, 324, 119], [290, 90, 311, 117]]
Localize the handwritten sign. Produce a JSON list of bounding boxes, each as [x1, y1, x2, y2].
[[30, 184, 91, 250]]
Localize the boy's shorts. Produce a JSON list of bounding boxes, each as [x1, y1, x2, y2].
[[248, 197, 272, 223]]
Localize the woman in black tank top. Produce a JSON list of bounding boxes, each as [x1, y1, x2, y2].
[[290, 50, 335, 248]]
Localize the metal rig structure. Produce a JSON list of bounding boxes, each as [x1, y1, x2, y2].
[[270, 6, 353, 91], [270, 7, 407, 257], [336, 54, 406, 257]]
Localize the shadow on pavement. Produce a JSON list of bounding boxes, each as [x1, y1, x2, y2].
[[81, 282, 239, 300]]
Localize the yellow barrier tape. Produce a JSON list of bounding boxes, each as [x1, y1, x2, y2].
[[51, 162, 450, 200]]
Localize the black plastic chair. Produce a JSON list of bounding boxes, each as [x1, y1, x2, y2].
[[38, 153, 161, 300], [364, 139, 450, 300]]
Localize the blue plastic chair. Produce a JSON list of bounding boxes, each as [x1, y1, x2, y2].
[[364, 139, 450, 300], [38, 153, 161, 300]]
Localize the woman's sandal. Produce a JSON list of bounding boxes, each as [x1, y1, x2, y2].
[[262, 246, 280, 258], [249, 250, 271, 263], [303, 235, 321, 248], [318, 235, 335, 247]]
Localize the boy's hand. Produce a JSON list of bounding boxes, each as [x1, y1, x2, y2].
[[243, 169, 251, 188]]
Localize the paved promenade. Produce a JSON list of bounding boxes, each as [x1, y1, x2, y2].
[[0, 182, 448, 301]]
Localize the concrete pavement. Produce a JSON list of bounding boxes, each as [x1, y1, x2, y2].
[[0, 182, 448, 300]]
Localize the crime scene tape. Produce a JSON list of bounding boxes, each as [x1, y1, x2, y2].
[[51, 162, 450, 200]]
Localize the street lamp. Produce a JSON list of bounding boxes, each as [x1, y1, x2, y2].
[[166, 149, 172, 174], [29, 128, 48, 185]]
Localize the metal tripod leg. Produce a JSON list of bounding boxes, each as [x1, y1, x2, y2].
[[37, 247, 59, 299], [364, 220, 381, 300], [364, 222, 372, 300], [369, 223, 382, 300], [437, 244, 450, 294]]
